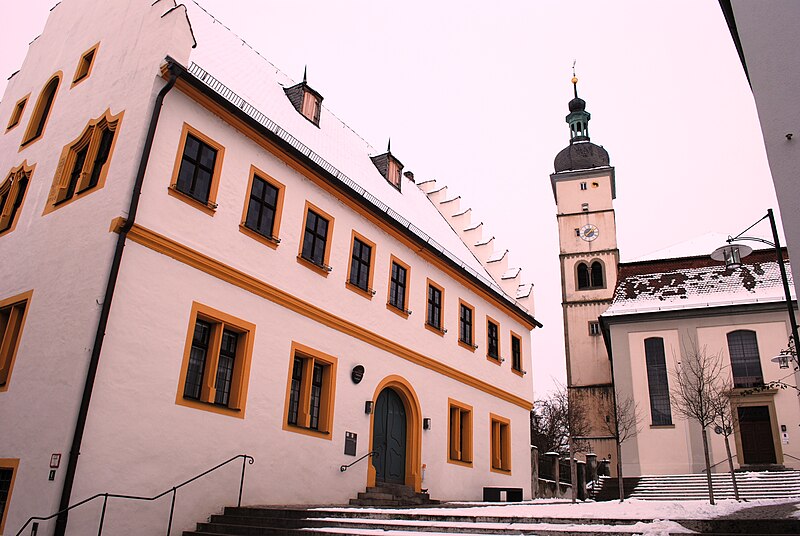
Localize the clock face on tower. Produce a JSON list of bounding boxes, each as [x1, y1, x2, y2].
[[579, 223, 599, 242]]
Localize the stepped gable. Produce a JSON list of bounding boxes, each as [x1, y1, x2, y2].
[[605, 248, 794, 316], [417, 178, 535, 313], [180, 1, 489, 281]]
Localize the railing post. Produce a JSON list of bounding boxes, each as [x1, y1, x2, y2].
[[97, 495, 108, 536], [166, 488, 176, 536], [238, 456, 246, 507]]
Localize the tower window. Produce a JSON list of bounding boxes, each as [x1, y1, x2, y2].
[[580, 182, 587, 191], [589, 321, 601, 336], [577, 261, 605, 290], [581, 202, 589, 212]]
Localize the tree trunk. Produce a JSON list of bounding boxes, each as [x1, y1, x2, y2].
[[569, 439, 577, 503], [616, 439, 625, 502], [701, 427, 715, 505], [723, 434, 740, 501]]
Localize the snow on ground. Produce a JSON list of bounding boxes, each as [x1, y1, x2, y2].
[[317, 497, 800, 520]]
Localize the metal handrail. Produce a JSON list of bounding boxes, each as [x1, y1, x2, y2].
[[700, 453, 737, 473], [340, 451, 377, 472], [15, 454, 254, 536]]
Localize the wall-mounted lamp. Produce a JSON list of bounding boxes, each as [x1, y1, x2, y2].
[[423, 418, 432, 430], [365, 401, 373, 414]]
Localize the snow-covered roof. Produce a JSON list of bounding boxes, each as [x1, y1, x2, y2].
[[181, 1, 491, 283], [604, 248, 795, 317]]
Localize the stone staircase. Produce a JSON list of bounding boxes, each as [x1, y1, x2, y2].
[[181, 504, 800, 535], [593, 470, 800, 501], [348, 483, 440, 506]]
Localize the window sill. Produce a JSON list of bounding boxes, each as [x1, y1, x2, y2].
[[297, 255, 332, 277], [458, 340, 477, 353], [447, 458, 473, 468], [649, 424, 675, 429], [490, 466, 512, 476], [282, 422, 332, 440], [511, 367, 524, 378], [167, 185, 217, 216], [18, 134, 44, 152], [239, 224, 280, 250], [486, 355, 502, 365], [386, 302, 410, 319], [176, 396, 244, 419], [345, 281, 375, 300], [424, 322, 445, 337]]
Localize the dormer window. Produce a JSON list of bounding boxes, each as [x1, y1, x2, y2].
[[370, 142, 404, 192], [284, 68, 323, 127]]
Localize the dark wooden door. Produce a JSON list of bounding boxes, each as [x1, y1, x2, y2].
[[738, 406, 776, 464], [372, 388, 407, 484]]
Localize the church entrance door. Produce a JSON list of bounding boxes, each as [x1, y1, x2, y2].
[[372, 388, 407, 484], [738, 405, 776, 465]]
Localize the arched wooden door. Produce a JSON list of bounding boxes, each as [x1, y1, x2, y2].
[[372, 388, 407, 484]]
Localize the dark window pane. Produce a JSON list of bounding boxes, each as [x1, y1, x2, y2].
[[302, 209, 329, 266], [577, 263, 590, 290], [309, 363, 324, 430], [460, 304, 472, 345], [176, 134, 217, 204], [245, 176, 279, 238], [349, 238, 371, 291], [184, 320, 210, 400], [65, 145, 89, 201], [214, 329, 238, 406], [512, 336, 521, 371], [488, 321, 499, 358], [727, 330, 764, 388], [591, 262, 604, 288], [645, 337, 672, 425], [0, 467, 13, 525], [390, 263, 407, 310], [288, 357, 303, 425]]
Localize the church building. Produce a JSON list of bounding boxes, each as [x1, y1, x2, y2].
[[0, 1, 540, 534]]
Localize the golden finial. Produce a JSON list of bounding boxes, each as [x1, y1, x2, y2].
[[571, 61, 579, 97]]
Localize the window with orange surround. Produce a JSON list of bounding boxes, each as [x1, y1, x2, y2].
[[0, 163, 33, 236], [44, 110, 122, 213], [175, 302, 255, 418], [425, 279, 445, 334], [5, 95, 28, 132], [448, 399, 473, 466], [490, 413, 511, 474], [21, 73, 61, 147], [240, 166, 285, 248], [458, 299, 476, 351], [0, 291, 32, 392], [169, 123, 225, 215], [298, 202, 335, 275], [486, 317, 500, 363], [346, 231, 376, 298], [511, 331, 523, 376], [0, 459, 20, 534], [71, 43, 99, 86], [283, 342, 337, 439], [387, 256, 411, 317]]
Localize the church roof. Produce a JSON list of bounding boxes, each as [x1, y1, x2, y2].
[[603, 248, 795, 317], [553, 141, 610, 173], [175, 1, 533, 314]]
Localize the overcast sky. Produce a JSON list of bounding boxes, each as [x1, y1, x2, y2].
[[1, 1, 780, 397]]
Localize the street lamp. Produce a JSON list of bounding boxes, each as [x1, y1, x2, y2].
[[711, 209, 799, 366]]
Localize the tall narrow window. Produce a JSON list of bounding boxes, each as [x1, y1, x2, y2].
[[242, 168, 284, 247], [47, 110, 122, 212], [301, 209, 330, 267], [0, 164, 32, 236], [448, 399, 473, 466], [458, 300, 475, 350], [487, 318, 500, 361], [176, 303, 255, 418], [72, 43, 99, 86], [283, 342, 337, 438], [577, 262, 590, 290], [0, 459, 19, 534], [387, 257, 410, 316], [727, 330, 764, 388], [645, 337, 672, 425], [490, 414, 511, 473], [5, 95, 28, 132], [591, 261, 604, 288], [511, 332, 522, 374], [22, 74, 61, 146], [425, 280, 444, 332], [0, 291, 32, 392], [349, 236, 372, 292], [169, 124, 225, 214]]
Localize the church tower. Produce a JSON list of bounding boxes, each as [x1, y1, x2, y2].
[[551, 76, 618, 464]]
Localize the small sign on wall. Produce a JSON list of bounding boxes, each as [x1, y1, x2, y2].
[[50, 453, 61, 468], [345, 431, 357, 456]]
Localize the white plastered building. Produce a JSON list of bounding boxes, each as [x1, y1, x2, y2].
[[0, 1, 540, 534]]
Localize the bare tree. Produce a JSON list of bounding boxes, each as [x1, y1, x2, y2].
[[671, 340, 727, 505], [712, 383, 740, 501], [530, 384, 591, 455], [603, 394, 641, 502], [530, 384, 591, 503]]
